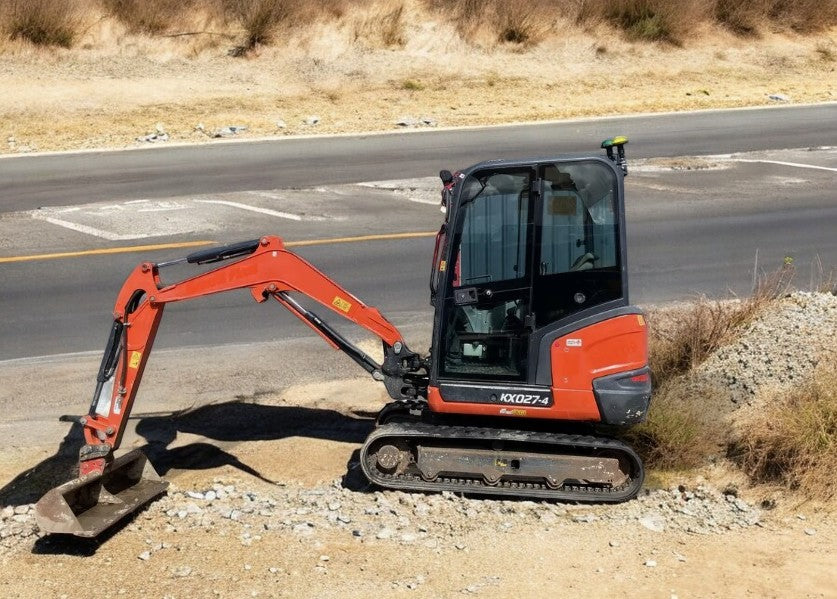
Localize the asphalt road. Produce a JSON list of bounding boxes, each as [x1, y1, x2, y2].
[[1, 105, 835, 361], [1, 104, 835, 211]]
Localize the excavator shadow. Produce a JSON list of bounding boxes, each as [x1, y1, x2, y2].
[[134, 401, 375, 479], [1, 400, 377, 554]]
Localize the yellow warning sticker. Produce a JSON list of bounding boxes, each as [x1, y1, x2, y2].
[[332, 296, 352, 313], [128, 351, 142, 369], [439, 260, 447, 272], [637, 315, 646, 327]]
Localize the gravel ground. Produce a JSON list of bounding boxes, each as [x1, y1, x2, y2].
[[698, 291, 837, 407], [0, 293, 835, 597], [0, 478, 764, 560]]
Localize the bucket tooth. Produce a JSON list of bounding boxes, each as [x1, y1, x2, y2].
[[35, 450, 168, 538]]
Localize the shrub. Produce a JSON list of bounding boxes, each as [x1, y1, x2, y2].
[[401, 78, 424, 91], [767, 0, 837, 34], [353, 2, 406, 48], [648, 262, 793, 387], [2, 0, 82, 48], [622, 378, 730, 470], [714, 0, 769, 35], [734, 363, 837, 499], [599, 0, 710, 45], [425, 0, 556, 47], [713, 0, 837, 35], [225, 0, 303, 51], [494, 2, 551, 46], [379, 4, 406, 47], [101, 0, 198, 35]]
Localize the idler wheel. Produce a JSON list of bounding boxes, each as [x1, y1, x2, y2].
[[375, 444, 402, 472]]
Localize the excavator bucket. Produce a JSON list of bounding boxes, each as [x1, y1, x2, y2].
[[35, 450, 168, 537]]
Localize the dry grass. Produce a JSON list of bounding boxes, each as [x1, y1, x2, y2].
[[768, 0, 837, 34], [590, 0, 711, 45], [714, 0, 770, 36], [631, 262, 802, 471], [352, 2, 407, 48], [224, 0, 304, 52], [426, 0, 558, 47], [648, 262, 795, 386], [101, 0, 200, 35], [623, 378, 731, 470], [734, 363, 837, 499], [2, 0, 836, 50], [1, 0, 84, 48]]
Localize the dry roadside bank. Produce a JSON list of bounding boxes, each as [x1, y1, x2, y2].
[[1, 2, 835, 153]]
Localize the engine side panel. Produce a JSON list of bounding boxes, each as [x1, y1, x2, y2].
[[428, 313, 648, 421], [550, 313, 648, 421]]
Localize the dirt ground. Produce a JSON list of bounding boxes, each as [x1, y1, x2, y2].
[[1, 13, 836, 597], [0, 368, 833, 599], [1, 21, 835, 153]]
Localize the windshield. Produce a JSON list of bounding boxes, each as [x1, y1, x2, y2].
[[538, 161, 619, 275], [455, 170, 531, 287]]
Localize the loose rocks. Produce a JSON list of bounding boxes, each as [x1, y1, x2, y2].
[[699, 292, 837, 406]]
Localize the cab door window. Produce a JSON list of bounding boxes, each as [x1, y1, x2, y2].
[[532, 162, 622, 327], [440, 170, 533, 381]]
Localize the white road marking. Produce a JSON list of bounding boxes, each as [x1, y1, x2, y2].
[[135, 200, 187, 212], [194, 199, 302, 221], [356, 178, 441, 205], [31, 214, 151, 240], [248, 191, 285, 200], [734, 159, 837, 172]]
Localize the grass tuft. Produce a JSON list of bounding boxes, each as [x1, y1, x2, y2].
[[633, 261, 802, 472], [648, 262, 794, 386], [401, 78, 424, 91], [494, 3, 550, 46], [734, 363, 837, 499], [815, 43, 835, 63], [595, 0, 709, 45], [225, 0, 303, 52], [2, 0, 82, 48], [426, 0, 554, 47], [623, 378, 730, 470], [714, 0, 768, 35], [101, 0, 192, 35], [353, 3, 407, 48]]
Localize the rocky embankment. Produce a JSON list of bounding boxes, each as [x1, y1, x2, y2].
[[699, 291, 837, 406]]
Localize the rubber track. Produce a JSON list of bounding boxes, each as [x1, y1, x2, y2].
[[360, 421, 645, 503]]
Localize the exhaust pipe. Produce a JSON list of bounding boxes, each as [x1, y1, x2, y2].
[[35, 450, 168, 537]]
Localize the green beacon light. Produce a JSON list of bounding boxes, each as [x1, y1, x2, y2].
[[601, 135, 629, 176]]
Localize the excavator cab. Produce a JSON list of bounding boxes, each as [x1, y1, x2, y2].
[[426, 139, 648, 426]]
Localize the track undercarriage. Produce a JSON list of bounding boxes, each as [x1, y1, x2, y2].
[[360, 403, 644, 502]]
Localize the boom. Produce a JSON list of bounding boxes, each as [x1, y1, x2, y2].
[[79, 235, 426, 477]]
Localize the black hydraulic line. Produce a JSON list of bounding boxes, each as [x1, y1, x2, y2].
[[274, 291, 384, 378]]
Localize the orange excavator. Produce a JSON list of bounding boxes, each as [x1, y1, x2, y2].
[[36, 137, 651, 537]]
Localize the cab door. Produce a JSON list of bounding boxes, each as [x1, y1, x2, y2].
[[435, 168, 535, 383]]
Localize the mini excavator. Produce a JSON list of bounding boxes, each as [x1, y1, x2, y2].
[[36, 137, 651, 537]]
